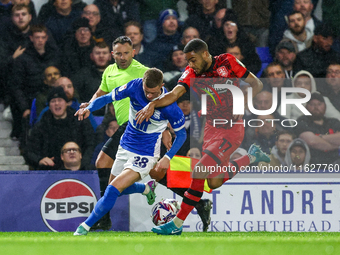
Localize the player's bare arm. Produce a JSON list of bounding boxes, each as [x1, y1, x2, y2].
[[135, 85, 186, 124], [244, 72, 263, 98], [79, 88, 108, 109]]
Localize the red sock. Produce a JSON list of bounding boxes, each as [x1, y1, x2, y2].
[[222, 155, 250, 183], [177, 179, 205, 221]]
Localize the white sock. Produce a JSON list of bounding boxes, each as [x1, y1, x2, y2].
[[173, 216, 184, 228], [81, 222, 90, 231], [248, 154, 256, 164], [142, 184, 150, 195]]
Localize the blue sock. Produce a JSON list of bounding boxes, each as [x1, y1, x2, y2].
[[85, 185, 120, 227], [119, 182, 145, 196]]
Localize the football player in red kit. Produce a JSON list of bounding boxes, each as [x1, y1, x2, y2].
[[136, 39, 270, 235]]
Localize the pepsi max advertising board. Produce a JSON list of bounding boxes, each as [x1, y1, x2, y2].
[[0, 171, 129, 232]]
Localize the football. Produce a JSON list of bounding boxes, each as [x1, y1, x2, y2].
[[151, 199, 180, 226]]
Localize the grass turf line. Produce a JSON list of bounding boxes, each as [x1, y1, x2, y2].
[[0, 232, 339, 255]]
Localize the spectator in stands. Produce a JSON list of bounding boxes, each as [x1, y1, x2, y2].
[[295, 92, 340, 165], [293, 0, 321, 34], [38, 0, 86, 25], [186, 147, 202, 159], [36, 77, 99, 131], [184, 0, 221, 41], [214, 8, 226, 30], [293, 23, 340, 78], [137, 0, 178, 43], [278, 70, 340, 124], [263, 62, 292, 104], [0, 0, 36, 29], [244, 90, 287, 128], [62, 17, 95, 77], [181, 26, 200, 46], [42, 0, 82, 47], [163, 44, 187, 90], [208, 10, 261, 70], [91, 117, 119, 167], [9, 24, 61, 140], [285, 138, 311, 172], [226, 42, 261, 75], [59, 141, 85, 170], [275, 40, 297, 79], [241, 114, 278, 154], [124, 21, 150, 66], [232, 0, 270, 47], [93, 0, 139, 37], [34, 66, 61, 118], [71, 41, 111, 111], [282, 11, 313, 53], [24, 86, 95, 170], [319, 63, 340, 112], [258, 130, 294, 169], [145, 9, 181, 70], [82, 4, 120, 46], [0, 4, 32, 111]]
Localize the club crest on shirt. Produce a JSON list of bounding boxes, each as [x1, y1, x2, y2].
[[217, 67, 229, 77]]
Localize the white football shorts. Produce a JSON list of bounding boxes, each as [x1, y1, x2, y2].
[[111, 145, 159, 179]]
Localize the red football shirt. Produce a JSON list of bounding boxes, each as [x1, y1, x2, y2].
[[178, 53, 249, 128]]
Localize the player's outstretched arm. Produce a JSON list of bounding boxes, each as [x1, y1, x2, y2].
[[79, 88, 108, 109], [135, 85, 186, 124], [75, 92, 113, 121]]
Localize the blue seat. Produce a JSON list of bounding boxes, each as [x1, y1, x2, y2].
[[29, 98, 37, 127], [255, 47, 273, 77]]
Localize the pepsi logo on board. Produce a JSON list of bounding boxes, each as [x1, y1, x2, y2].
[[40, 179, 97, 232]]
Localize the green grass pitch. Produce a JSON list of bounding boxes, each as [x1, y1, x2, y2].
[[1, 232, 340, 255]]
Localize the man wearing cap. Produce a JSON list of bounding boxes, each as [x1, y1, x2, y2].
[[62, 17, 95, 77], [275, 39, 297, 78], [24, 86, 95, 170], [293, 23, 340, 78], [295, 92, 340, 165], [145, 9, 181, 70]]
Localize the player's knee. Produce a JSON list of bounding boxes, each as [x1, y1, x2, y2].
[[207, 178, 222, 190]]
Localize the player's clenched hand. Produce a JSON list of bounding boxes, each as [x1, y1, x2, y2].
[[74, 108, 90, 121], [135, 102, 155, 124], [154, 157, 170, 175]]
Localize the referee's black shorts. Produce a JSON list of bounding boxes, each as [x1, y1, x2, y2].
[[101, 122, 128, 160]]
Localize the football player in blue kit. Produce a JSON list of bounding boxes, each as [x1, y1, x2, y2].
[[73, 68, 186, 235]]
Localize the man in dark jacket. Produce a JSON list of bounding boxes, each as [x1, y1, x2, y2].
[[24, 87, 95, 170], [293, 23, 340, 78], [62, 17, 95, 77], [8, 24, 61, 139]]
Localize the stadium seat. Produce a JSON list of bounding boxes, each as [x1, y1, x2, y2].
[[255, 47, 273, 78]]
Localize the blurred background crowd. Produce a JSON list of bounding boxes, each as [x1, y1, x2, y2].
[[1, 0, 340, 171]]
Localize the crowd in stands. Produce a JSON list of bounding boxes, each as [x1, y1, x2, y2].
[[1, 0, 340, 171]]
